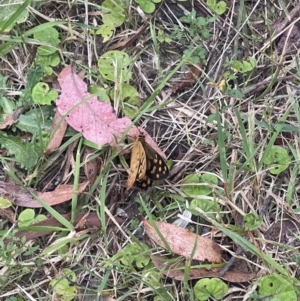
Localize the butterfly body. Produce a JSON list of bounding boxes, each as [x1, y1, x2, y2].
[[126, 135, 169, 189]]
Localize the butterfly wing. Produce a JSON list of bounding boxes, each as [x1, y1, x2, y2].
[[140, 137, 169, 181], [126, 139, 147, 190], [136, 175, 152, 189]]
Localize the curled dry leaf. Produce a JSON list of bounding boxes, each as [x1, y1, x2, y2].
[[8, 212, 101, 244], [151, 254, 256, 283], [12, 181, 89, 208], [0, 207, 15, 223], [83, 147, 102, 185], [172, 63, 202, 94], [0, 106, 23, 129], [144, 219, 222, 263], [45, 110, 68, 155]]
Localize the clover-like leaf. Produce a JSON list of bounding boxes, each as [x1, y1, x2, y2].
[[110, 83, 141, 119], [32, 82, 58, 105], [34, 27, 60, 56], [244, 213, 263, 231], [35, 52, 60, 75], [207, 0, 227, 15], [49, 269, 77, 301], [262, 146, 291, 174], [89, 85, 110, 102], [96, 24, 114, 43], [134, 0, 156, 14], [258, 275, 297, 301], [98, 50, 132, 82], [181, 173, 218, 196], [194, 278, 228, 301], [119, 243, 150, 269], [102, 0, 126, 27], [190, 199, 221, 219], [18, 209, 47, 228]]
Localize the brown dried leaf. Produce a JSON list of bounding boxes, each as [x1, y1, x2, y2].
[[151, 254, 256, 283], [45, 110, 68, 155], [83, 147, 102, 185], [0, 107, 23, 129], [12, 181, 89, 208], [144, 219, 222, 263], [172, 64, 202, 94], [0, 207, 15, 223], [10, 212, 101, 243]]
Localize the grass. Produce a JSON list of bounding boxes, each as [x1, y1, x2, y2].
[[1, 0, 300, 300]]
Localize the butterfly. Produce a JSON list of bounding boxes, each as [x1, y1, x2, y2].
[[126, 134, 169, 189]]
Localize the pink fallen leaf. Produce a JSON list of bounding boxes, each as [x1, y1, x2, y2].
[[144, 219, 222, 263], [56, 65, 133, 147]]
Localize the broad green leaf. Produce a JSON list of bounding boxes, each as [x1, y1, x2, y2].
[[16, 113, 52, 136], [0, 0, 30, 33], [258, 275, 297, 301], [102, 0, 126, 27], [0, 134, 38, 169], [89, 85, 110, 102]]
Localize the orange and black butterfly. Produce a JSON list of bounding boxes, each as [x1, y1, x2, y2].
[[126, 135, 169, 189]]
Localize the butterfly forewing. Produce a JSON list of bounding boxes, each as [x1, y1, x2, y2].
[[126, 139, 147, 190]]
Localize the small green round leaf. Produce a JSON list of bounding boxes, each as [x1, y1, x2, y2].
[[262, 146, 291, 174], [98, 50, 132, 82], [89, 85, 110, 102], [0, 197, 12, 208], [258, 275, 297, 301], [34, 27, 60, 56], [194, 278, 228, 301], [18, 209, 35, 227], [135, 0, 156, 14], [181, 174, 201, 195], [214, 1, 227, 14], [96, 24, 114, 43], [190, 199, 221, 219], [32, 82, 58, 105], [49, 269, 77, 301], [244, 213, 263, 231]]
